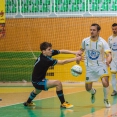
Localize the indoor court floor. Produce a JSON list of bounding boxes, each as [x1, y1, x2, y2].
[[0, 82, 117, 117]]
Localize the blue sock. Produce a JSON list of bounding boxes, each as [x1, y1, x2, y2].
[[27, 91, 37, 103], [56, 90, 65, 104]]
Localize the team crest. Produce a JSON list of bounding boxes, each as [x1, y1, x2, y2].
[[112, 42, 117, 51], [86, 77, 89, 80], [88, 49, 100, 60]]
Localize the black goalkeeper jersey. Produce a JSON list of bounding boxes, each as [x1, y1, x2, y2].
[[32, 50, 60, 82]]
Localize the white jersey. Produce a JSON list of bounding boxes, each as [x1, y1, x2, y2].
[[108, 35, 117, 62], [81, 36, 111, 67]]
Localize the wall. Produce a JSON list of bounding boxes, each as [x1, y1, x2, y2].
[[0, 17, 116, 81], [0, 17, 116, 51]]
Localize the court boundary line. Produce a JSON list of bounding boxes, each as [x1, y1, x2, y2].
[[0, 87, 102, 108], [82, 104, 117, 117]]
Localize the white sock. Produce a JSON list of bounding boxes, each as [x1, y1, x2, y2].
[[88, 88, 95, 94], [111, 74, 117, 91], [103, 86, 109, 100]]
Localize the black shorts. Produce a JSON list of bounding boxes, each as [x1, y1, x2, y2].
[[32, 79, 48, 91]]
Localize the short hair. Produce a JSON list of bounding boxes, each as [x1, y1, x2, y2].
[[40, 42, 52, 51], [112, 23, 117, 27], [91, 23, 101, 31]]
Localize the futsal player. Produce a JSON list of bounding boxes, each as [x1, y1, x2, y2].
[[76, 23, 112, 108], [23, 42, 83, 109], [108, 23, 117, 96]]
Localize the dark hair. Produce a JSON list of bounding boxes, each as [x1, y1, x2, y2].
[[112, 23, 117, 27], [40, 42, 52, 51], [91, 23, 101, 31]]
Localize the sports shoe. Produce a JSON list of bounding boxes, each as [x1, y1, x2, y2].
[[104, 99, 111, 108], [91, 89, 96, 103], [23, 102, 36, 106], [61, 102, 73, 109], [0, 98, 2, 101], [111, 90, 117, 96]]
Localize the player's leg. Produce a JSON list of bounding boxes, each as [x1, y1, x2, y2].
[[47, 80, 73, 109], [101, 76, 111, 108], [97, 63, 110, 107], [47, 80, 65, 104], [85, 82, 96, 103], [111, 73, 117, 96], [24, 89, 42, 106], [85, 66, 97, 103], [110, 61, 117, 96], [23, 79, 47, 107]]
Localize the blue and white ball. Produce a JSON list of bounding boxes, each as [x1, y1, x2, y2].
[[71, 65, 82, 77]]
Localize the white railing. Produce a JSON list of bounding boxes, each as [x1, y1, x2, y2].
[[5, 0, 117, 18]]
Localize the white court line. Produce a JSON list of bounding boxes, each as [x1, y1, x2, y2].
[[82, 104, 117, 117], [0, 87, 101, 108]]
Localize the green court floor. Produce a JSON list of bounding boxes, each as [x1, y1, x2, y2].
[[0, 87, 117, 117]]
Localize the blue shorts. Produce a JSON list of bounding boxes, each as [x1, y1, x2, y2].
[[32, 79, 48, 91]]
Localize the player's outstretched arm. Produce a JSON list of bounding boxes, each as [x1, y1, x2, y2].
[[76, 48, 84, 56], [57, 56, 82, 65], [59, 50, 77, 55], [76, 48, 84, 64]]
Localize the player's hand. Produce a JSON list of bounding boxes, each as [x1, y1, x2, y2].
[[106, 61, 110, 67], [76, 55, 85, 64], [76, 50, 83, 56]]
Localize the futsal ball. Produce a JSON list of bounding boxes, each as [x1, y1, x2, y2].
[[71, 65, 82, 77]]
